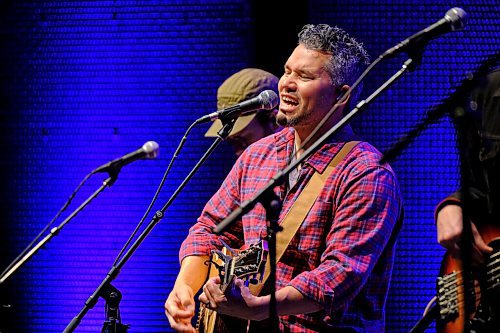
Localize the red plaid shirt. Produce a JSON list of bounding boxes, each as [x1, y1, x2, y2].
[[180, 127, 403, 332]]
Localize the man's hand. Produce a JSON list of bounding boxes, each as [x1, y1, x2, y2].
[[164, 255, 210, 332], [437, 204, 493, 264], [164, 282, 196, 333], [198, 276, 268, 321]]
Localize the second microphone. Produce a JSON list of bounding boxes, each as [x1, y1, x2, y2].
[[196, 89, 279, 124]]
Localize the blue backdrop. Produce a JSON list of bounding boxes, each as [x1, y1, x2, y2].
[[0, 1, 498, 332]]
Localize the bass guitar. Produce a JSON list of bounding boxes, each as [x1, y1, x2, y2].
[[436, 224, 500, 332]]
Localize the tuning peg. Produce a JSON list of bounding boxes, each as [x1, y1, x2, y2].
[[248, 274, 259, 285]]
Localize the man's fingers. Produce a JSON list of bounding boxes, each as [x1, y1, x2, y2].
[[235, 278, 251, 299], [471, 223, 493, 254], [203, 283, 219, 309], [167, 317, 196, 333], [165, 298, 194, 320], [198, 292, 213, 310], [164, 289, 197, 333], [165, 306, 195, 333], [202, 278, 228, 309]]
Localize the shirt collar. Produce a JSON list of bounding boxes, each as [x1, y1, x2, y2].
[[274, 125, 360, 174]]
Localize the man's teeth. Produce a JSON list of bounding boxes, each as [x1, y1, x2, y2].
[[283, 97, 298, 105]]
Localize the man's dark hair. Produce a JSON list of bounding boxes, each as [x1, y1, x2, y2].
[[298, 24, 370, 106]]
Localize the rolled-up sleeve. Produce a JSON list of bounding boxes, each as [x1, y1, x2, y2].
[[178, 158, 246, 263]]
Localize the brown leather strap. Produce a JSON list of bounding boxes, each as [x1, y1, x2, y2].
[[249, 141, 360, 295]]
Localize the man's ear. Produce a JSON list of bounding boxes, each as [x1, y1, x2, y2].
[[336, 84, 351, 106], [334, 84, 351, 118]]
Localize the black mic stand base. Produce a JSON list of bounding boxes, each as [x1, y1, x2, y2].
[[100, 283, 129, 333], [102, 321, 129, 333]]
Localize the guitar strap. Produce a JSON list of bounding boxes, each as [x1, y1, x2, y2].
[[249, 141, 360, 296]]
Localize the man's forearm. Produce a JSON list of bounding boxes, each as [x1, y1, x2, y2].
[[175, 255, 210, 293], [253, 286, 322, 320], [276, 286, 322, 315]]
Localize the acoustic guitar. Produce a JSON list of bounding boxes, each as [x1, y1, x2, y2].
[[196, 240, 268, 333]]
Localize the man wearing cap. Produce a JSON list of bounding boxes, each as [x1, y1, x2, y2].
[[205, 68, 282, 156]]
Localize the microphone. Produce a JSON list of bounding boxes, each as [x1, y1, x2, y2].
[[382, 7, 467, 58], [92, 141, 160, 175], [196, 90, 279, 124]]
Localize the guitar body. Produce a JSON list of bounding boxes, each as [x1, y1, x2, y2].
[[197, 307, 248, 333], [437, 224, 500, 333], [196, 241, 267, 333]]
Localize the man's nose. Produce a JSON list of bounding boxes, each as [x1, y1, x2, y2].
[[280, 75, 297, 91]]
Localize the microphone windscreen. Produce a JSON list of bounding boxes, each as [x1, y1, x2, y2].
[[142, 141, 160, 158], [260, 90, 279, 110], [445, 7, 467, 31]]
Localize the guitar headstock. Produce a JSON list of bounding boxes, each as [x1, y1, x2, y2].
[[213, 240, 268, 288], [232, 240, 268, 279]]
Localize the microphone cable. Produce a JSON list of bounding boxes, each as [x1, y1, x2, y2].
[[1, 140, 159, 282], [111, 120, 198, 266], [0, 172, 92, 280]]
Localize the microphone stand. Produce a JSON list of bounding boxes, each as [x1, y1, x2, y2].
[[63, 119, 237, 333], [450, 99, 474, 333], [408, 301, 440, 333], [0, 175, 117, 285], [260, 189, 282, 333], [405, 93, 474, 333], [101, 284, 128, 333], [214, 56, 419, 330]]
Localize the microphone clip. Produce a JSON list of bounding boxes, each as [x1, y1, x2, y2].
[[216, 117, 238, 140]]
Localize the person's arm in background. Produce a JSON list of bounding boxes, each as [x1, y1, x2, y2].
[[436, 67, 500, 265], [435, 195, 492, 264]]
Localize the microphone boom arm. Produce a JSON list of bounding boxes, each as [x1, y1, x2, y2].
[[0, 176, 115, 284], [381, 51, 500, 164]]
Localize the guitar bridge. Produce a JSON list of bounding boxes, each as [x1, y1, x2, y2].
[[437, 270, 477, 322], [437, 272, 460, 321]]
